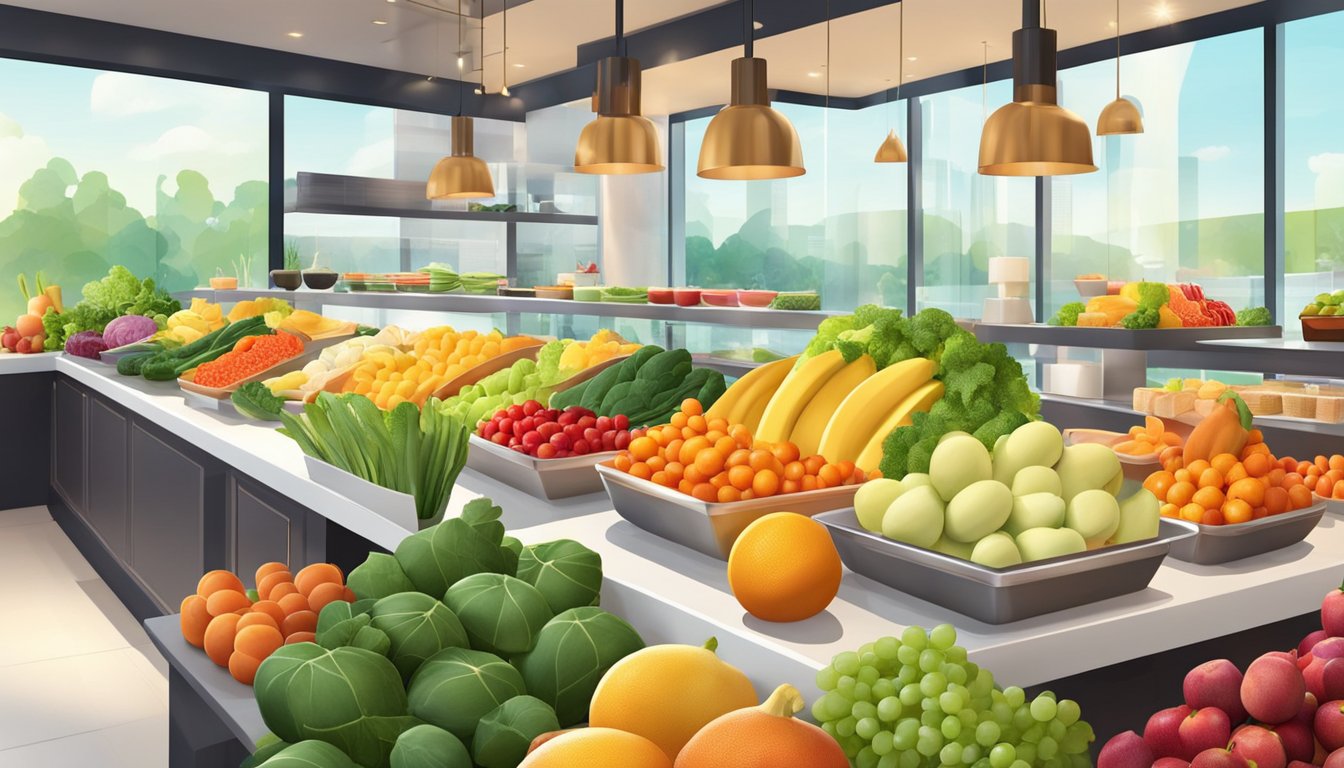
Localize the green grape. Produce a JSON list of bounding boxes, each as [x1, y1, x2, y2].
[[922, 698, 940, 713], [930, 624, 957, 650], [878, 696, 903, 722], [920, 672, 949, 698], [873, 679, 897, 701], [917, 732, 944, 757], [922, 710, 943, 728], [1047, 720, 1066, 741], [900, 683, 923, 707], [898, 665, 920, 685], [1037, 736, 1059, 760], [873, 730, 895, 756], [844, 734, 868, 756], [1022, 724, 1044, 744], [819, 692, 853, 721], [991, 702, 1013, 725], [958, 710, 978, 729], [1010, 760, 1032, 768], [971, 668, 995, 698], [854, 701, 879, 720], [1061, 723, 1092, 755], [1043, 759, 1065, 768], [940, 691, 964, 714], [942, 715, 962, 740], [838, 716, 858, 737], [835, 651, 863, 677], [973, 758, 993, 768], [1030, 696, 1058, 723], [857, 747, 880, 768], [839, 676, 858, 695], [859, 642, 877, 656], [862, 652, 881, 669], [1068, 754, 1091, 768], [962, 743, 982, 764], [941, 743, 964, 766], [899, 750, 922, 768], [1003, 686, 1026, 709], [989, 743, 1016, 768], [875, 636, 901, 660], [975, 721, 1001, 747], [1038, 690, 1056, 700], [919, 649, 945, 672], [879, 754, 901, 768], [1055, 699, 1081, 726], [946, 645, 969, 664], [817, 665, 841, 690], [859, 666, 882, 686], [822, 721, 839, 738], [894, 718, 920, 749], [898, 645, 921, 666], [1016, 742, 1037, 765], [855, 682, 873, 702], [858, 717, 882, 740], [1012, 707, 1034, 731], [946, 664, 969, 686], [902, 625, 929, 649]]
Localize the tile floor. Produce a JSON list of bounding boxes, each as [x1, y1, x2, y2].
[[0, 506, 169, 766]]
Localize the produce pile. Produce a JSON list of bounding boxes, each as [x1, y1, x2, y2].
[[416, 263, 506, 294], [1135, 377, 1344, 425], [1300, 289, 1344, 318], [478, 401, 633, 458], [1049, 282, 1266, 329], [180, 562, 355, 684], [43, 265, 180, 351], [2, 272, 62, 354], [280, 392, 471, 521], [163, 298, 227, 344], [243, 498, 646, 768], [440, 330, 642, 426], [272, 326, 416, 398], [1143, 394, 1319, 525], [856, 421, 1160, 566], [549, 345, 727, 429], [192, 332, 304, 388], [340, 327, 540, 409], [118, 315, 272, 381], [609, 398, 867, 503], [1097, 581, 1344, 768], [813, 624, 1097, 768], [1304, 454, 1344, 502]]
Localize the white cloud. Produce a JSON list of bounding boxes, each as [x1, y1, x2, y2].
[[0, 112, 22, 140], [1309, 152, 1344, 174], [90, 71, 252, 118], [346, 138, 395, 178], [129, 125, 252, 161], [1309, 153, 1344, 209], [1192, 145, 1231, 163], [0, 115, 52, 211]]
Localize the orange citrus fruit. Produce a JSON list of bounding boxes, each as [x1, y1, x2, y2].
[[728, 512, 842, 623], [520, 728, 671, 768]]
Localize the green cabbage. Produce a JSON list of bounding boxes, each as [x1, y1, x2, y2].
[[348, 553, 418, 601], [390, 724, 472, 768], [315, 601, 391, 655], [369, 592, 469, 680], [407, 648, 526, 741], [513, 607, 645, 727], [516, 540, 603, 614], [253, 740, 357, 768], [471, 696, 560, 768], [254, 643, 415, 768], [393, 499, 509, 597], [444, 574, 553, 656]]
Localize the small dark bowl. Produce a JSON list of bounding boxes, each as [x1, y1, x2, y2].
[[270, 270, 302, 291], [303, 270, 339, 290]]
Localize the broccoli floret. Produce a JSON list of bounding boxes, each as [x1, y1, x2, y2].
[[906, 435, 940, 475], [1236, 306, 1272, 326], [972, 410, 1032, 451], [834, 339, 868, 363], [870, 314, 913, 369], [1049, 302, 1086, 326], [908, 308, 959, 359], [1121, 308, 1161, 329], [1133, 281, 1171, 309], [800, 315, 858, 363], [937, 330, 983, 378], [852, 304, 886, 329], [879, 423, 922, 479], [945, 362, 998, 408]]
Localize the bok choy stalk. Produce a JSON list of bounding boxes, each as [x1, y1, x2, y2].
[[279, 393, 470, 520]]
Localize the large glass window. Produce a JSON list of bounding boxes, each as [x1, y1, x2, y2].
[[1049, 30, 1265, 319], [0, 60, 268, 322], [1284, 12, 1344, 329]]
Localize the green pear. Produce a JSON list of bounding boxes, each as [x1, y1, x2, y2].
[[901, 473, 933, 490], [881, 485, 945, 549], [992, 421, 1065, 485], [1053, 443, 1123, 501], [971, 532, 1023, 568], [929, 435, 992, 501], [1064, 488, 1121, 548], [856, 478, 907, 533], [945, 480, 1014, 543], [1015, 527, 1087, 562], [1011, 466, 1063, 497], [1003, 492, 1066, 536], [1109, 489, 1160, 545], [931, 535, 976, 560]]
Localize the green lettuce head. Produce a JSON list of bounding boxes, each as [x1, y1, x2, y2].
[[516, 539, 603, 614], [513, 606, 645, 727], [254, 740, 357, 768], [444, 573, 553, 655], [472, 696, 560, 768], [390, 724, 471, 768], [407, 647, 526, 741], [348, 553, 417, 601], [369, 592, 469, 680]]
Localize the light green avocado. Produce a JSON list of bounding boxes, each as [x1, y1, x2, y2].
[[931, 535, 976, 560], [1064, 489, 1121, 548], [881, 485, 945, 549], [1054, 443, 1123, 502], [1015, 527, 1087, 562], [1003, 492, 1066, 536], [929, 435, 992, 501], [970, 532, 1023, 569], [1011, 466, 1063, 498], [991, 421, 1065, 486], [1109, 489, 1161, 545], [944, 480, 1014, 543], [856, 478, 907, 533]]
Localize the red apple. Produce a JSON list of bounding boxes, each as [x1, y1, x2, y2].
[[1303, 631, 1331, 658], [1327, 749, 1344, 768], [1181, 709, 1233, 761], [1148, 705, 1195, 759], [1188, 660, 1249, 725], [1155, 759, 1193, 768], [1244, 654, 1309, 725], [1100, 730, 1153, 768], [1315, 639, 1344, 661], [1272, 721, 1315, 764], [1306, 659, 1344, 702], [1316, 701, 1344, 752], [1287, 761, 1316, 768], [1325, 583, 1344, 638], [1191, 747, 1252, 768], [1230, 725, 1287, 768]]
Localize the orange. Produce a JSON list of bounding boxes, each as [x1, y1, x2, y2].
[[1211, 453, 1239, 476], [1160, 503, 1181, 518], [519, 727, 671, 768], [1201, 508, 1225, 526], [675, 684, 850, 768], [588, 642, 758, 762], [1317, 455, 1331, 473], [1185, 459, 1211, 479], [1247, 428, 1264, 445], [717, 486, 742, 503], [1166, 481, 1197, 508], [206, 589, 251, 617], [180, 595, 212, 648], [1223, 499, 1253, 524], [294, 563, 343, 597], [1197, 467, 1225, 489], [1192, 486, 1225, 511], [1243, 453, 1271, 478], [687, 415, 707, 434], [1174, 469, 1193, 484], [1144, 471, 1177, 501], [197, 570, 245, 599], [751, 470, 780, 498], [728, 512, 842, 623], [691, 483, 718, 502], [1227, 478, 1266, 508], [694, 448, 726, 478], [710, 472, 730, 489], [771, 442, 801, 465], [1264, 486, 1290, 516], [1331, 455, 1344, 473], [1283, 473, 1304, 490], [1225, 463, 1249, 484], [630, 462, 653, 481], [1180, 503, 1205, 523], [748, 450, 776, 472], [680, 437, 712, 466], [681, 398, 703, 416], [629, 436, 659, 461]]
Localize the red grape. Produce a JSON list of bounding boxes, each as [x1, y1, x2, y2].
[[522, 400, 541, 416], [595, 416, 612, 432], [573, 439, 590, 455], [550, 432, 572, 450], [506, 405, 525, 420], [614, 431, 631, 450], [614, 415, 629, 430], [491, 431, 509, 446], [536, 443, 557, 459], [583, 427, 602, 445]]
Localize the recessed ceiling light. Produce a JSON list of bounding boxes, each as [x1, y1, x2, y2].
[[753, 20, 763, 30], [1154, 2, 1173, 20], [906, 56, 917, 61], [512, 62, 525, 68], [905, 74, 915, 79], [372, 19, 388, 25], [807, 71, 821, 78], [287, 31, 304, 38]]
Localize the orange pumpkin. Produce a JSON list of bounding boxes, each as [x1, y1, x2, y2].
[[674, 684, 849, 768]]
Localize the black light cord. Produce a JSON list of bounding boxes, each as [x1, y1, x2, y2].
[[744, 0, 754, 58]]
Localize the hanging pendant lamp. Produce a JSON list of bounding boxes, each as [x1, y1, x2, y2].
[[874, 0, 907, 163], [427, 0, 495, 199], [978, 0, 1096, 176], [1096, 0, 1143, 135], [697, 0, 804, 180], [574, 0, 663, 174]]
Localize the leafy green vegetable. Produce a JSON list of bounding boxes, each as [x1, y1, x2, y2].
[[391, 724, 472, 768], [369, 592, 469, 681], [1236, 306, 1272, 326], [253, 740, 357, 768], [516, 540, 603, 614], [313, 602, 392, 655], [348, 553, 418, 601], [768, 292, 821, 311], [471, 696, 560, 768], [1048, 302, 1086, 327], [407, 648, 526, 741], [513, 606, 645, 727], [1133, 281, 1172, 309], [500, 535, 523, 577], [139, 315, 271, 381], [240, 737, 291, 768], [254, 644, 415, 768], [444, 574, 554, 655], [232, 382, 287, 420], [1121, 308, 1161, 329], [45, 266, 181, 351], [392, 499, 510, 596]]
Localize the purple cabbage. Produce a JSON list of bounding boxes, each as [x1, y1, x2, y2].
[[103, 314, 158, 349], [65, 331, 109, 359]]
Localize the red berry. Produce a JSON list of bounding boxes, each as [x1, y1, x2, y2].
[[522, 400, 542, 416], [497, 417, 514, 435], [601, 432, 617, 451], [522, 432, 544, 450], [513, 421, 527, 438], [491, 431, 509, 446], [536, 443, 557, 459], [557, 411, 577, 426], [573, 440, 590, 455], [510, 444, 527, 453], [615, 431, 631, 450], [507, 405, 525, 420], [538, 422, 561, 439], [550, 433, 572, 450], [613, 414, 630, 430], [583, 427, 602, 445], [480, 422, 498, 438], [595, 416, 612, 432]]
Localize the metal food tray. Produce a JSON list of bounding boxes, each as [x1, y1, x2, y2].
[[597, 464, 859, 559], [815, 508, 1194, 625], [1166, 503, 1326, 564], [180, 387, 305, 418], [1321, 495, 1344, 517], [465, 434, 616, 500]]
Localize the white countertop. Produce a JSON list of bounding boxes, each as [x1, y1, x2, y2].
[[22, 356, 1344, 702], [0, 350, 58, 374]]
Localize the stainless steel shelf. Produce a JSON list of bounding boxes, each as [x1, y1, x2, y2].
[[288, 172, 598, 225], [176, 288, 839, 331], [1040, 392, 1344, 446], [971, 323, 1281, 350], [1144, 338, 1344, 379], [691, 354, 767, 377]]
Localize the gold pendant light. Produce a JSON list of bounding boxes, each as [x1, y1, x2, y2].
[[874, 0, 908, 163], [1096, 0, 1143, 135], [574, 0, 663, 174], [697, 0, 804, 180], [427, 0, 495, 199], [978, 0, 1096, 176]]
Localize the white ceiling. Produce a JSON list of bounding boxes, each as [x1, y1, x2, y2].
[[4, 0, 1261, 114]]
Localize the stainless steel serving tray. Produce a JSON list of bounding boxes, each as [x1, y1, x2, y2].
[[1165, 503, 1326, 564], [1318, 495, 1343, 518], [815, 508, 1194, 625], [465, 434, 616, 500], [597, 464, 859, 559]]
